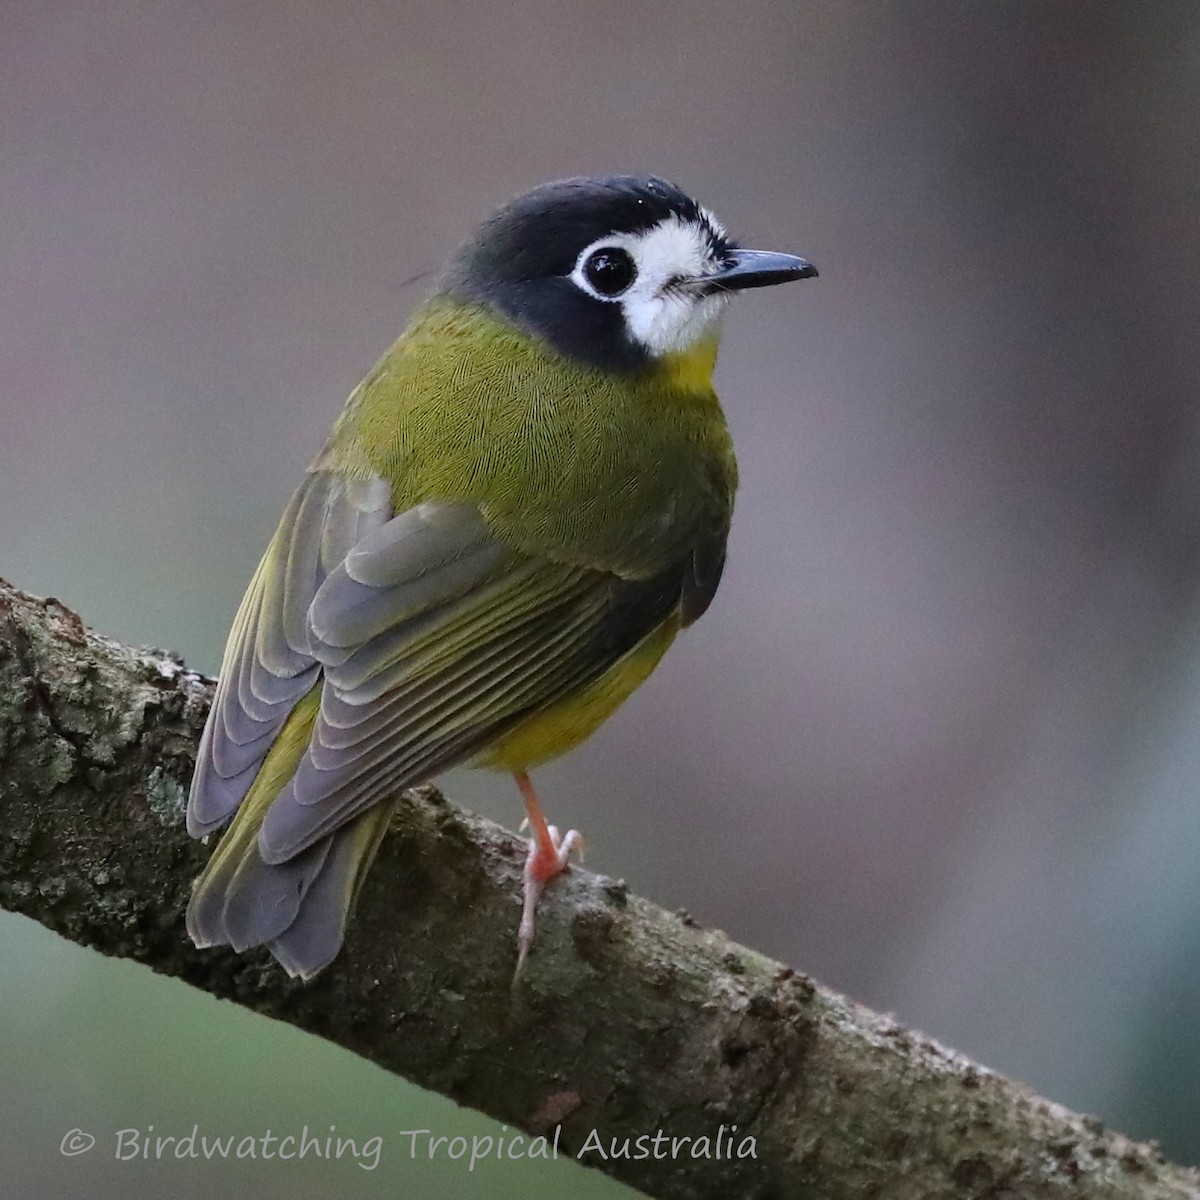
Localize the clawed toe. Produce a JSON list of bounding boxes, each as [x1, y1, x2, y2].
[[512, 771, 588, 971], [517, 824, 584, 968]]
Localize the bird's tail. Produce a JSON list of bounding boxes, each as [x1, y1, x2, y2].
[[185, 689, 395, 980]]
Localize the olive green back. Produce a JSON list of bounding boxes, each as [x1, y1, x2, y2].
[[324, 296, 737, 578]]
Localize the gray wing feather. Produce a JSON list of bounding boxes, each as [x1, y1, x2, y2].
[[186, 471, 391, 836], [194, 833, 332, 952], [255, 547, 678, 863], [265, 799, 397, 980], [190, 473, 709, 978], [309, 502, 511, 649]]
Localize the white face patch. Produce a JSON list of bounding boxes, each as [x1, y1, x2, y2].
[[569, 214, 731, 356]]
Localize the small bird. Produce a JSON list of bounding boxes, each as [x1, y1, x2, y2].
[[185, 175, 816, 979]]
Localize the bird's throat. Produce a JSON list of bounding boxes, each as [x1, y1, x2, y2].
[[657, 336, 719, 393]]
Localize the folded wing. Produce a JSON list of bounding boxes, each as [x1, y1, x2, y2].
[[256, 499, 685, 863], [186, 471, 392, 836], [186, 471, 697, 977]]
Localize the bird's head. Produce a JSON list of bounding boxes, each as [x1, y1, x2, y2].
[[444, 175, 816, 375]]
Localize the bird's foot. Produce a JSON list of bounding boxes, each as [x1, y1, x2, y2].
[[518, 823, 585, 969], [512, 770, 585, 970]]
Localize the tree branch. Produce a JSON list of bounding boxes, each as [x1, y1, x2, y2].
[[0, 575, 1196, 1200]]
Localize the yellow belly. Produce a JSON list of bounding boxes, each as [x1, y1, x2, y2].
[[473, 612, 681, 771]]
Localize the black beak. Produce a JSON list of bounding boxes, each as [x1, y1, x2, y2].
[[697, 249, 818, 295]]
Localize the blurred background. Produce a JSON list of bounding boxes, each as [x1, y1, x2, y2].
[[3, 1, 1200, 1196]]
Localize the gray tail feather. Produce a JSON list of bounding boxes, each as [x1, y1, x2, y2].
[[185, 799, 397, 980]]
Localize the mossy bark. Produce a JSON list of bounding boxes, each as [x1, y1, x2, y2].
[[0, 576, 1196, 1200]]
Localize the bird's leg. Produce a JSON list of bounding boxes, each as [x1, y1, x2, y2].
[[515, 770, 584, 967]]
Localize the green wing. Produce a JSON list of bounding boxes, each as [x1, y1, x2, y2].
[[256, 498, 684, 861], [186, 471, 392, 836], [187, 468, 391, 835], [186, 469, 695, 976]]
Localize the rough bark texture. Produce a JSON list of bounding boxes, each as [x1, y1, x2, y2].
[[0, 575, 1196, 1200]]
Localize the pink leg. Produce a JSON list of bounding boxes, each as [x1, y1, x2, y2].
[[514, 771, 584, 967]]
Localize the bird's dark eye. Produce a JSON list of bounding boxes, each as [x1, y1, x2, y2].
[[582, 247, 636, 297]]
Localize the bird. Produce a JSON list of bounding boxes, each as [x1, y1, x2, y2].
[[184, 174, 816, 980]]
